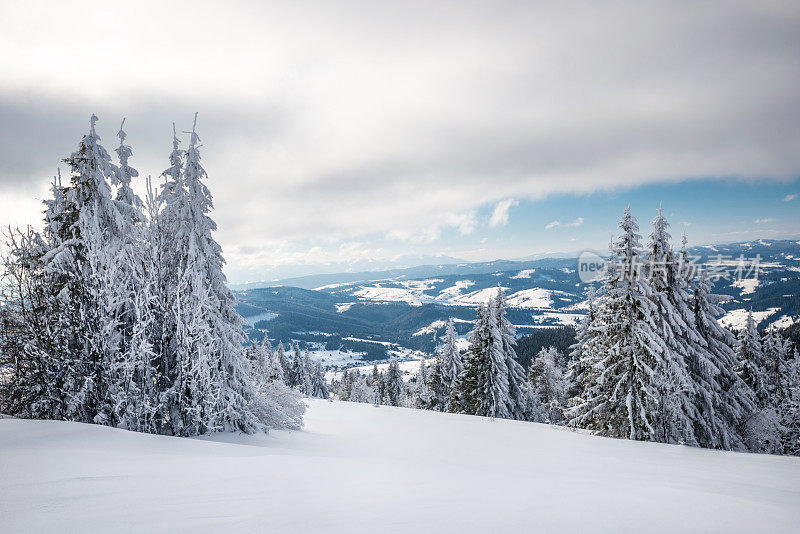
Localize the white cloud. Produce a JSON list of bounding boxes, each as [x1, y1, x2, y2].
[[784, 193, 798, 202], [545, 217, 584, 230], [489, 199, 518, 228], [447, 211, 477, 236], [387, 226, 441, 244], [754, 218, 776, 224]]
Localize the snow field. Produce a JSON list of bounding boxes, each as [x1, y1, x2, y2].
[[2, 399, 799, 533]]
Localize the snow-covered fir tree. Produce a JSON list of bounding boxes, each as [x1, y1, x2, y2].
[[438, 318, 463, 411], [692, 270, 754, 450], [288, 344, 312, 394], [385, 360, 403, 407], [0, 223, 66, 420], [569, 208, 666, 441], [266, 340, 286, 383], [492, 288, 534, 420], [156, 115, 283, 435], [309, 361, 330, 399], [763, 330, 797, 453], [528, 347, 567, 424], [426, 355, 445, 411], [779, 348, 800, 455], [736, 313, 781, 452], [453, 289, 532, 420], [275, 342, 290, 380], [565, 285, 603, 424], [336, 369, 372, 403], [45, 115, 135, 426], [451, 303, 489, 415], [736, 312, 768, 405], [371, 364, 382, 406], [645, 210, 698, 445], [413, 358, 431, 408]]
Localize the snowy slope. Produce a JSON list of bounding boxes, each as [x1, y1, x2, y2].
[[2, 400, 799, 533]]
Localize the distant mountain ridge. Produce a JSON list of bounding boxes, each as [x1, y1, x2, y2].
[[235, 239, 800, 361]]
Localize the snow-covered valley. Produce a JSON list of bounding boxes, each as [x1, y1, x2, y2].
[[2, 399, 798, 533], [235, 239, 800, 363]]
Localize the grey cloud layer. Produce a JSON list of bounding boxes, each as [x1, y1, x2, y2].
[[1, 0, 799, 270]]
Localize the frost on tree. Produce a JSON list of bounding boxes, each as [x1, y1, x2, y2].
[[309, 361, 330, 399], [1, 114, 304, 437], [734, 313, 781, 452], [437, 318, 463, 412], [529, 347, 567, 424], [385, 360, 404, 407], [692, 270, 754, 450], [42, 115, 133, 426], [156, 115, 301, 435], [107, 119, 159, 433], [566, 284, 604, 428], [645, 210, 697, 445], [569, 209, 666, 441], [453, 288, 532, 420], [413, 358, 431, 408]]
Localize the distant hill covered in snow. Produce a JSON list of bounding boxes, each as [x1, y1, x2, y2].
[[235, 239, 800, 362]]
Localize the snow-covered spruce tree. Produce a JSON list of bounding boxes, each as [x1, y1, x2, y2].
[[335, 369, 351, 400], [336, 369, 371, 403], [569, 208, 665, 441], [39, 115, 137, 426], [762, 329, 790, 402], [302, 349, 314, 394], [288, 344, 311, 394], [257, 336, 275, 383], [245, 339, 271, 392], [266, 340, 286, 383], [779, 348, 800, 455], [106, 120, 160, 433], [309, 362, 330, 399], [692, 270, 754, 450], [565, 285, 605, 427], [349, 373, 374, 403], [736, 312, 781, 452], [426, 355, 445, 411], [528, 347, 568, 424], [385, 359, 403, 407], [492, 287, 535, 420], [371, 363, 383, 406], [0, 168, 86, 420], [453, 290, 532, 420], [438, 318, 463, 411], [414, 357, 431, 408], [157, 115, 277, 435], [451, 303, 489, 415], [275, 341, 290, 379], [645, 210, 698, 446], [763, 330, 797, 453], [0, 222, 67, 420], [736, 312, 768, 405]]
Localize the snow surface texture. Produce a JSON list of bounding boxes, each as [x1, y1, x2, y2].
[[719, 307, 780, 330], [2, 399, 799, 533]]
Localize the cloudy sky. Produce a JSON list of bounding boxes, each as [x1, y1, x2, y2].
[[2, 1, 799, 283]]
